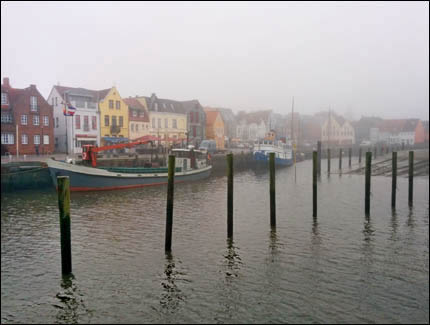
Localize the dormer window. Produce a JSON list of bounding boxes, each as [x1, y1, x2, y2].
[[1, 92, 8, 105], [154, 103, 158, 111]]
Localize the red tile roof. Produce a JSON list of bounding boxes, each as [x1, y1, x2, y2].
[[377, 119, 420, 133]]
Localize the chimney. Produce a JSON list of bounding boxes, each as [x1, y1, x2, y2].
[[30, 84, 36, 89], [3, 77, 10, 88]]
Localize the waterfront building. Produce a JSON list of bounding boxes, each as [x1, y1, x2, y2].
[[321, 112, 355, 145], [204, 109, 225, 150], [123, 97, 150, 140], [236, 110, 273, 142], [371, 119, 426, 146], [175, 100, 206, 147], [48, 85, 101, 154], [136, 94, 187, 146], [1, 77, 54, 156], [98, 87, 129, 145]]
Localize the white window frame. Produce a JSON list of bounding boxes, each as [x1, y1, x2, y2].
[[1, 114, 12, 123], [43, 135, 50, 144], [1, 92, 8, 105], [34, 135, 40, 145], [22, 134, 28, 144], [30, 96, 38, 111], [21, 115, 28, 125], [33, 115, 40, 126], [1, 133, 14, 144], [43, 115, 49, 126]]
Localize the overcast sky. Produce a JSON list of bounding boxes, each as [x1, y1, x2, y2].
[[1, 1, 429, 120]]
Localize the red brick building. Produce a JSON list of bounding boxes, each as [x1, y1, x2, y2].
[[1, 77, 54, 155]]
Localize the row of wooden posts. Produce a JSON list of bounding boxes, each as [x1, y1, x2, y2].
[[56, 145, 416, 275]]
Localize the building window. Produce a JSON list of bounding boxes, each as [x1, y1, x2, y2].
[[195, 111, 199, 122], [44, 135, 49, 144], [51, 97, 54, 106], [1, 133, 14, 144], [112, 116, 117, 126], [30, 96, 38, 111], [131, 123, 134, 132], [133, 110, 137, 117], [21, 115, 27, 125], [109, 100, 114, 109], [158, 118, 161, 128], [154, 103, 158, 111], [34, 135, 40, 145], [56, 117, 59, 128], [116, 101, 120, 110], [92, 116, 97, 130], [119, 116, 123, 127], [140, 111, 144, 118], [75, 115, 80, 129], [84, 115, 89, 131], [55, 97, 58, 106], [1, 114, 12, 123], [173, 119, 177, 129], [22, 134, 28, 144], [33, 115, 40, 126], [152, 118, 155, 128], [1, 92, 8, 105], [190, 112, 194, 123], [165, 118, 168, 128], [105, 115, 109, 126], [43, 115, 49, 126], [170, 103, 174, 110], [135, 124, 139, 132]]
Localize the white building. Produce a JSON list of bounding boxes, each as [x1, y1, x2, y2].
[[321, 114, 355, 145], [236, 110, 273, 141], [47, 86, 101, 154]]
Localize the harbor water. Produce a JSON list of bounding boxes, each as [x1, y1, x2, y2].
[[1, 159, 429, 323]]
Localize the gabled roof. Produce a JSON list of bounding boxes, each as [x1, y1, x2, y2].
[[53, 85, 111, 102], [377, 119, 420, 133], [237, 110, 272, 124], [204, 110, 223, 126], [123, 97, 149, 122]]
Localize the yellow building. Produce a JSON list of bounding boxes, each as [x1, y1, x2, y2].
[[137, 94, 187, 146], [98, 87, 129, 144], [204, 109, 225, 149]]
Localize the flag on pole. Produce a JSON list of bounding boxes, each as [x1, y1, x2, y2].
[[63, 102, 76, 116]]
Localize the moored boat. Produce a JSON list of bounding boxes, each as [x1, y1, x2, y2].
[[47, 148, 211, 191], [253, 131, 293, 166]]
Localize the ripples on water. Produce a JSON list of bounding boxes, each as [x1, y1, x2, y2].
[[1, 159, 429, 323]]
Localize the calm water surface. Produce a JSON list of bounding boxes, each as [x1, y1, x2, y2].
[[1, 159, 429, 323]]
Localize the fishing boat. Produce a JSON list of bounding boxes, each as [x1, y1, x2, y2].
[[47, 147, 212, 191], [253, 131, 293, 166]]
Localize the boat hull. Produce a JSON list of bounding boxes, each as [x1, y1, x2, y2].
[[253, 151, 293, 166], [47, 159, 212, 191]]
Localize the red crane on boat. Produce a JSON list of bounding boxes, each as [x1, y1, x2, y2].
[[81, 135, 157, 167]]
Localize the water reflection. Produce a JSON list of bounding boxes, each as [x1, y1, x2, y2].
[[390, 208, 399, 240], [406, 207, 415, 228], [224, 238, 242, 279], [159, 253, 186, 313], [54, 274, 91, 324]]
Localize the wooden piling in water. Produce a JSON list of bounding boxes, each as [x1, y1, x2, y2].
[[374, 146, 377, 159], [348, 148, 352, 167], [409, 151, 414, 207], [57, 176, 72, 275], [359, 147, 362, 164], [165, 155, 175, 252], [227, 153, 233, 238], [339, 148, 342, 170], [391, 151, 397, 208], [365, 152, 372, 215], [313, 151, 317, 218], [317, 141, 321, 177], [327, 148, 331, 175], [269, 152, 276, 228]]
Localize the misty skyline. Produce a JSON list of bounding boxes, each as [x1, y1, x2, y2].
[[1, 1, 429, 120]]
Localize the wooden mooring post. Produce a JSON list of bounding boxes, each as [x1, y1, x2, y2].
[[269, 152, 276, 228], [365, 152, 372, 215], [374, 146, 377, 159], [391, 151, 397, 208], [327, 148, 331, 175], [359, 147, 362, 164], [165, 155, 175, 252], [409, 151, 414, 207], [317, 141, 321, 177], [57, 176, 72, 275], [227, 153, 233, 238], [348, 148, 352, 167], [339, 148, 342, 170], [313, 151, 317, 218]]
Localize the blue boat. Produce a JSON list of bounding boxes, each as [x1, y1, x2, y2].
[[252, 132, 293, 166], [47, 148, 212, 191]]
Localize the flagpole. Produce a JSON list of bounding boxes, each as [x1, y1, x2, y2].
[[64, 92, 68, 156]]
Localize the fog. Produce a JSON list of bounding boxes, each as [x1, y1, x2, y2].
[[1, 1, 428, 120]]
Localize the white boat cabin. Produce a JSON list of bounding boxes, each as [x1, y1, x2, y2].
[[171, 149, 209, 171]]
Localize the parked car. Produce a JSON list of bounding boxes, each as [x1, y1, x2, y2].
[[199, 140, 217, 154]]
